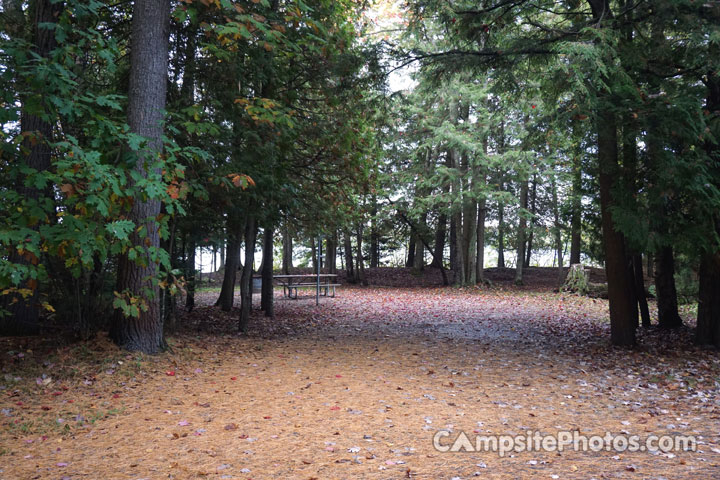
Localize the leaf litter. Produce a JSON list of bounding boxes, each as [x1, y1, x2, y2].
[[0, 267, 719, 479]]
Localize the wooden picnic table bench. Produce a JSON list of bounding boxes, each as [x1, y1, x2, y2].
[[266, 274, 340, 299]]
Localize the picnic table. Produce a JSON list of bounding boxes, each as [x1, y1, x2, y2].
[[272, 274, 340, 299]]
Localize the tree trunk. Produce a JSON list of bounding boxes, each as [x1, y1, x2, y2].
[[633, 254, 650, 328], [497, 200, 505, 268], [524, 174, 537, 268], [219, 242, 225, 270], [597, 108, 637, 346], [310, 239, 317, 271], [464, 200, 477, 285], [356, 225, 367, 286], [110, 0, 170, 353], [449, 216, 457, 273], [238, 215, 257, 332], [476, 198, 486, 283], [431, 212, 447, 268], [570, 122, 583, 265], [514, 179, 528, 285], [217, 217, 242, 311], [413, 213, 426, 270], [462, 154, 478, 285], [326, 231, 337, 274], [551, 176, 565, 288], [1, 0, 63, 336], [449, 150, 465, 284], [696, 72, 720, 347], [282, 225, 292, 274], [370, 197, 380, 268], [654, 246, 683, 328], [344, 230, 355, 283], [406, 232, 416, 268], [260, 226, 274, 318], [697, 250, 720, 347]]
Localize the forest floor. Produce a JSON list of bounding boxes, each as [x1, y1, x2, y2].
[[1, 267, 719, 479]]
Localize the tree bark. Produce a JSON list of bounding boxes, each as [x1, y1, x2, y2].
[[406, 232, 416, 268], [356, 224, 367, 285], [476, 198, 486, 283], [282, 224, 292, 274], [1, 0, 63, 336], [260, 226, 274, 318], [551, 176, 565, 288], [569, 159, 583, 265], [431, 212, 447, 268], [413, 212, 426, 270], [654, 247, 683, 328], [497, 199, 506, 268], [597, 107, 637, 346], [632, 254, 650, 328], [370, 197, 380, 268], [524, 174, 537, 268], [464, 200, 477, 285], [325, 232, 337, 274], [697, 249, 720, 347], [217, 217, 242, 311], [310, 238, 317, 271], [696, 72, 720, 347], [344, 230, 355, 283], [239, 215, 257, 332], [111, 0, 170, 353]]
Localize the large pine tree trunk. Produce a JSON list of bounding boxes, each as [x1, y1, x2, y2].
[[238, 216, 257, 332], [551, 176, 565, 287], [282, 225, 292, 274], [344, 230, 355, 283], [497, 200, 505, 268], [464, 200, 477, 285], [326, 232, 337, 274], [654, 247, 683, 328], [476, 198, 486, 283], [217, 217, 242, 311], [356, 225, 367, 286], [524, 175, 537, 268], [452, 211, 465, 284], [413, 213, 426, 270], [697, 249, 720, 347], [633, 254, 651, 328], [406, 232, 416, 267], [111, 0, 170, 353], [370, 197, 380, 268], [431, 212, 447, 268], [1, 0, 63, 336], [569, 163, 583, 265], [260, 226, 274, 318], [310, 239, 317, 271], [597, 108, 637, 346], [696, 72, 720, 347]]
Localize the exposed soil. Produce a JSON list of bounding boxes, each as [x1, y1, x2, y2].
[[1, 268, 718, 479]]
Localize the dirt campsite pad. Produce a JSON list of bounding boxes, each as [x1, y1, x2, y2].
[[1, 272, 720, 479]]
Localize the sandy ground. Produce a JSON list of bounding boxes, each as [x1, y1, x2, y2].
[[1, 278, 718, 479]]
